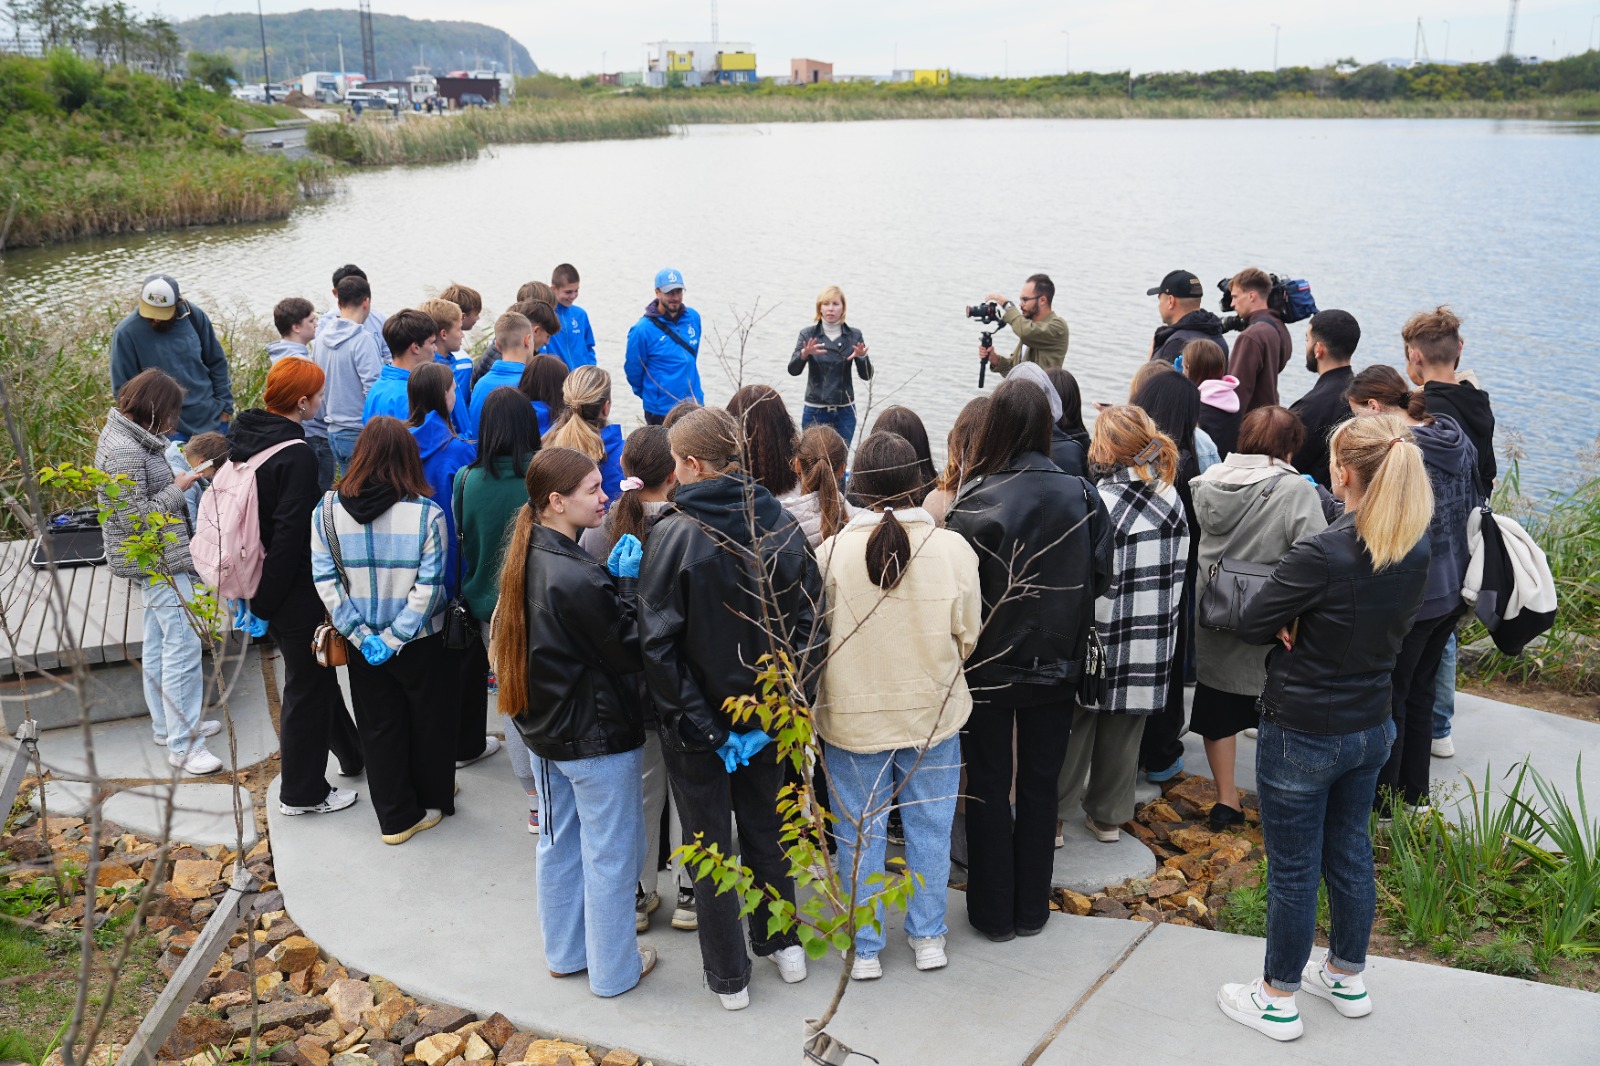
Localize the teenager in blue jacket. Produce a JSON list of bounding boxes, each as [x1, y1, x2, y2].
[[549, 263, 598, 369]]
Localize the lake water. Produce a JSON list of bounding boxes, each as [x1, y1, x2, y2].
[[4, 118, 1598, 495]]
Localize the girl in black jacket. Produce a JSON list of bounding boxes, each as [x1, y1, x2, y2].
[[233, 357, 364, 816], [945, 379, 1111, 943], [491, 446, 657, 998], [1219, 414, 1432, 1042]]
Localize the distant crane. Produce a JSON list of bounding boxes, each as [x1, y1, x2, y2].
[[1413, 17, 1431, 65], [1503, 0, 1520, 58], [358, 0, 377, 80]]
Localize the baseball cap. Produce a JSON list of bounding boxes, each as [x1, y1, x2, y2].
[[653, 268, 685, 292], [1146, 270, 1203, 299], [139, 274, 181, 320]]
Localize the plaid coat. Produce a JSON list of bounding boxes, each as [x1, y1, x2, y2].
[[1088, 469, 1190, 715]]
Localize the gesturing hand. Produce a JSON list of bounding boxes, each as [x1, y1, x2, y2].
[[849, 341, 868, 361], [801, 336, 826, 359]]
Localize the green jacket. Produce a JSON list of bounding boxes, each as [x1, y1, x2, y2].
[[994, 305, 1069, 375], [454, 457, 531, 623]]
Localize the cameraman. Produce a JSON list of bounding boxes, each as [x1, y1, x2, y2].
[[980, 274, 1068, 376], [1225, 266, 1292, 414]]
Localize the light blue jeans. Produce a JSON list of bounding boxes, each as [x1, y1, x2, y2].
[[824, 734, 961, 959], [140, 574, 205, 755], [328, 428, 361, 474], [1432, 633, 1457, 739], [533, 747, 646, 997]]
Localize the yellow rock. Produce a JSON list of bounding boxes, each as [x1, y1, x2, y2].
[[516, 1042, 595, 1066], [462, 1034, 493, 1062], [168, 859, 222, 899], [255, 971, 283, 996], [415, 1033, 464, 1066]]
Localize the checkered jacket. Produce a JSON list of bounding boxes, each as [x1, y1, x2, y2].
[[311, 491, 447, 652], [1088, 469, 1190, 715]]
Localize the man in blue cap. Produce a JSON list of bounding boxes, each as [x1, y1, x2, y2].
[[625, 268, 703, 425]]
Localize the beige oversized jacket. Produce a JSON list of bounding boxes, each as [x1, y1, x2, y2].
[[814, 509, 982, 754]]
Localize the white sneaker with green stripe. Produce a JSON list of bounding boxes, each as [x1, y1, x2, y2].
[[1300, 956, 1373, 1017], [1217, 979, 1304, 1041]]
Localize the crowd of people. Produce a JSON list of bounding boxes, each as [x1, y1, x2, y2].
[[97, 261, 1497, 1039]]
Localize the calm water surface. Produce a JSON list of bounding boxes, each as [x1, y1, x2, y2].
[[4, 118, 1598, 494]]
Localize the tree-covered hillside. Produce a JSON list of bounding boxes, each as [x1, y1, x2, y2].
[[176, 10, 536, 83]]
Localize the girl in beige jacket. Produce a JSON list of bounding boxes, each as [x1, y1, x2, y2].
[[814, 432, 982, 981]]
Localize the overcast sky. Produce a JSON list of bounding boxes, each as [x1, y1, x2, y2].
[[160, 1, 1600, 76]]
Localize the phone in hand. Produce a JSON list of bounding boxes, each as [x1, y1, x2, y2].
[[189, 458, 216, 474]]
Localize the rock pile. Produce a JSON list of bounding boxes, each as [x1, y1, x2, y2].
[[0, 814, 652, 1066], [1052, 774, 1265, 929]]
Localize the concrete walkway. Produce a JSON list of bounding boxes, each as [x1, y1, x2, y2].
[[267, 691, 1600, 1066]]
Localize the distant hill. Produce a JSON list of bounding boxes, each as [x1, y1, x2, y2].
[[177, 10, 536, 83]]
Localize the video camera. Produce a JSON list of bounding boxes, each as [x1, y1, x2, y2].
[[966, 302, 1004, 387], [1216, 273, 1319, 333]]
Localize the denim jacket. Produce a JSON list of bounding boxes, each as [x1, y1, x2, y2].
[[786, 322, 873, 408]]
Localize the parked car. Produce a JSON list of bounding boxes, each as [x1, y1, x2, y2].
[[459, 92, 490, 108]]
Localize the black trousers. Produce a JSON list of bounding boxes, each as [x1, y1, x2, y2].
[[1379, 606, 1465, 809], [271, 614, 363, 807], [662, 739, 799, 995], [961, 695, 1073, 938], [454, 631, 490, 762], [345, 632, 456, 835]]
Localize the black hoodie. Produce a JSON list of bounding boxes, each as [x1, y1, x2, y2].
[[1422, 380, 1496, 497], [228, 409, 321, 627], [1152, 309, 1230, 365]]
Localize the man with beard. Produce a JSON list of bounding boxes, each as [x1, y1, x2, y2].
[[1288, 309, 1361, 488], [1147, 270, 1229, 366]]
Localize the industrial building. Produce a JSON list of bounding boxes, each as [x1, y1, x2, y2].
[[643, 41, 757, 87], [791, 58, 832, 84]]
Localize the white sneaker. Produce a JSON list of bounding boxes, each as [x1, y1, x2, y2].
[[1217, 979, 1303, 1041], [718, 988, 750, 1011], [1084, 814, 1120, 843], [160, 720, 222, 746], [1431, 735, 1455, 758], [909, 935, 947, 971], [278, 787, 357, 816], [1299, 956, 1372, 1018], [769, 944, 808, 984], [170, 746, 223, 776], [1054, 821, 1065, 849], [850, 955, 882, 981], [1244, 727, 1259, 739], [456, 735, 502, 768]]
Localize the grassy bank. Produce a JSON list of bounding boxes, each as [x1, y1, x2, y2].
[[0, 302, 272, 537], [0, 51, 333, 251], [305, 101, 667, 165]]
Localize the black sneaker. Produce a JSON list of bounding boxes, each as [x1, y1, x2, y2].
[[886, 808, 906, 846]]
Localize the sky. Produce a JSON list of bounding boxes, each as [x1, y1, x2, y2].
[[156, 1, 1600, 76]]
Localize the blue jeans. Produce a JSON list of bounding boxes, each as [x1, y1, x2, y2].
[[802, 404, 857, 448], [140, 574, 205, 755], [328, 428, 361, 474], [1432, 633, 1457, 739], [533, 747, 646, 997], [1256, 716, 1394, 991], [305, 434, 337, 494], [824, 735, 961, 958]]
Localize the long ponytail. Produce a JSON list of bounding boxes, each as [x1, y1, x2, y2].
[[795, 424, 848, 541], [490, 504, 536, 716], [1330, 413, 1434, 570], [607, 425, 674, 551], [850, 432, 921, 590], [543, 365, 610, 462]]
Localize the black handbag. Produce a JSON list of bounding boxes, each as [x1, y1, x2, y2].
[[1077, 625, 1108, 706], [1196, 473, 1293, 634], [442, 474, 473, 651]]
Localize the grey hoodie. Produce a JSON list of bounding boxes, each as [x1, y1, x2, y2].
[[1191, 454, 1327, 695], [1412, 414, 1477, 621], [311, 316, 383, 434]]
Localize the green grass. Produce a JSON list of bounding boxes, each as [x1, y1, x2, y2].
[[0, 51, 333, 250], [0, 300, 273, 537]]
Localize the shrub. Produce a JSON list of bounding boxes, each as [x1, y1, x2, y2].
[[45, 47, 100, 112]]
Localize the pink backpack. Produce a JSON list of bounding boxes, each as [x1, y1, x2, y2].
[[191, 440, 304, 599]]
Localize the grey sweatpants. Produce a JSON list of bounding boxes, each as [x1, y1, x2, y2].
[[1056, 705, 1147, 827]]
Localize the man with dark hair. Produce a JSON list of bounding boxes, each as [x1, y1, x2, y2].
[[363, 309, 439, 424], [110, 274, 234, 440], [314, 275, 384, 472], [981, 273, 1068, 376], [1226, 266, 1292, 414], [1288, 308, 1361, 488], [318, 263, 390, 361], [1404, 306, 1495, 497], [1147, 270, 1229, 365]]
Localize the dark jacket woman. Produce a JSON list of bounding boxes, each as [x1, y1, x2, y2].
[[638, 473, 824, 752], [787, 322, 872, 408], [512, 523, 645, 760], [1237, 514, 1431, 736]]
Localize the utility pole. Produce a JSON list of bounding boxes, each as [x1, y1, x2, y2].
[[1504, 0, 1520, 57], [256, 0, 271, 101], [710, 0, 718, 44], [1443, 20, 1451, 62], [1271, 23, 1281, 72], [1003, 39, 1008, 78], [1060, 29, 1071, 75], [358, 0, 376, 80]]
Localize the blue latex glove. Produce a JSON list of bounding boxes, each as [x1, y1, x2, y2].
[[714, 736, 743, 774], [360, 635, 395, 666], [607, 533, 643, 578], [1173, 355, 1184, 373], [228, 600, 270, 638], [245, 612, 269, 638], [735, 729, 773, 764], [228, 599, 249, 630]]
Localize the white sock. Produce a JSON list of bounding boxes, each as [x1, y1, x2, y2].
[[1324, 960, 1355, 982]]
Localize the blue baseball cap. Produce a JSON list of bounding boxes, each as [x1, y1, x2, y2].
[[654, 268, 686, 292]]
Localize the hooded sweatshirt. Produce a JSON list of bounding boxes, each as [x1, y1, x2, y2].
[[1422, 380, 1496, 497], [1413, 414, 1478, 621], [1191, 454, 1327, 695], [313, 316, 383, 433], [318, 306, 389, 361], [1152, 308, 1231, 365], [266, 343, 328, 440], [228, 409, 322, 627], [361, 364, 412, 425], [409, 410, 477, 598], [671, 472, 790, 547], [1197, 375, 1243, 458], [466, 360, 525, 439]]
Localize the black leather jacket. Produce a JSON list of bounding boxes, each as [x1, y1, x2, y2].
[[638, 474, 825, 752], [1238, 513, 1430, 735], [946, 451, 1113, 704], [510, 524, 646, 761], [786, 322, 872, 407]]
